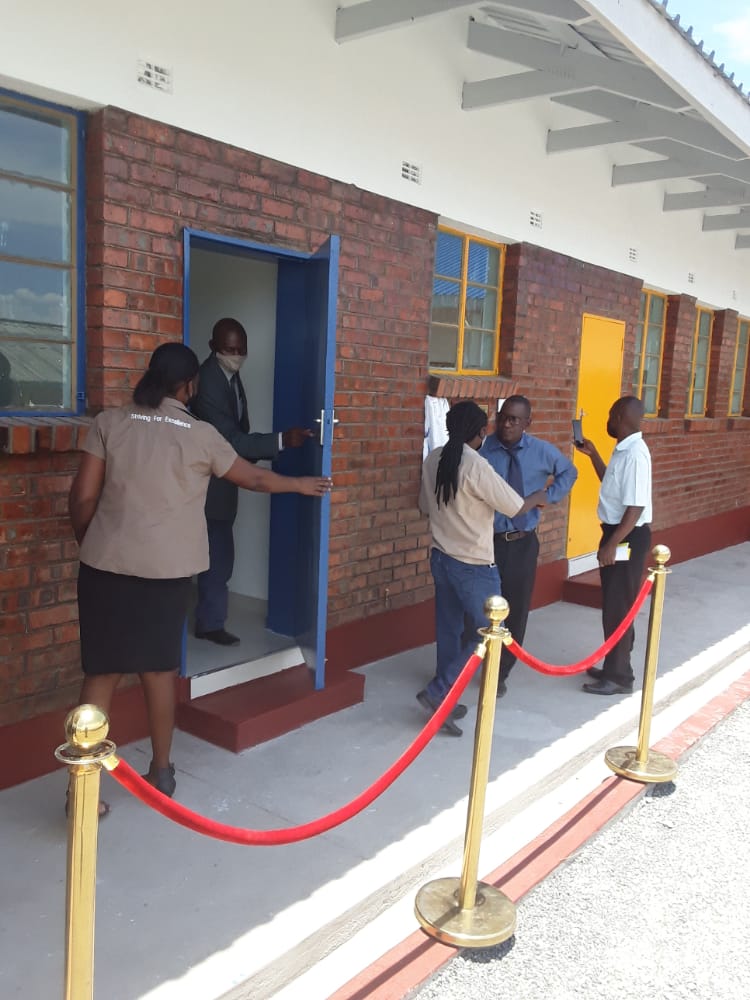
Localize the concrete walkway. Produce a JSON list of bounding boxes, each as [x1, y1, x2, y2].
[[0, 543, 748, 1000]]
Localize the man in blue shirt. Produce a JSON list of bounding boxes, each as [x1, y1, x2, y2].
[[481, 395, 578, 696]]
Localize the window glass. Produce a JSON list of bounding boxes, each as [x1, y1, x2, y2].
[[434, 231, 463, 279], [0, 95, 77, 412], [0, 105, 70, 184], [462, 329, 495, 370], [687, 308, 712, 416], [429, 229, 504, 373], [730, 320, 749, 415], [0, 179, 71, 262], [429, 325, 458, 369], [632, 290, 666, 417], [464, 287, 497, 331], [467, 241, 500, 286]]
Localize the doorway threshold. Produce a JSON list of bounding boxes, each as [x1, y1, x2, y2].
[[189, 646, 305, 698]]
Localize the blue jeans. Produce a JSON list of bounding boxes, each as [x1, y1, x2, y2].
[[195, 519, 235, 633], [427, 548, 501, 702]]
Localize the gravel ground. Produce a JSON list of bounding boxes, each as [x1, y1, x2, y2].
[[413, 699, 750, 1000]]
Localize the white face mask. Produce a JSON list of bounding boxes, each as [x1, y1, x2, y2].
[[216, 352, 246, 374]]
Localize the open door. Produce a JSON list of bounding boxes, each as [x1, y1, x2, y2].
[[267, 236, 339, 689]]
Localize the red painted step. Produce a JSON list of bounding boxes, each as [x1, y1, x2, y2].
[[177, 665, 366, 753], [561, 569, 602, 609]]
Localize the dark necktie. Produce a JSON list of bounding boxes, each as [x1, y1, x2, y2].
[[230, 373, 243, 422], [504, 445, 529, 530]]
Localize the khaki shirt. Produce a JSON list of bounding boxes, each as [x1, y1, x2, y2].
[[79, 398, 237, 578], [419, 445, 523, 565]]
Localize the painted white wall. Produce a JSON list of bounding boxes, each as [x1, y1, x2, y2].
[[2, 0, 748, 313], [188, 248, 278, 600]]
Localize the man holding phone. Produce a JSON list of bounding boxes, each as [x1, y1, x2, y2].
[[481, 395, 578, 696], [574, 396, 652, 696]]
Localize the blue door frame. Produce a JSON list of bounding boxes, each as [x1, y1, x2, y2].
[[182, 228, 339, 689]]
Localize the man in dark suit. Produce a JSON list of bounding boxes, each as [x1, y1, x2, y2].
[[192, 317, 312, 645]]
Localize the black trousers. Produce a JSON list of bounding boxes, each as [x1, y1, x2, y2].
[[599, 522, 651, 685], [493, 531, 540, 681]]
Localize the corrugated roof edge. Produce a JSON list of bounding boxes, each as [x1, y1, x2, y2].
[[651, 0, 750, 104]]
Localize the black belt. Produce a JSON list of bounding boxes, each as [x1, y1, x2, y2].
[[495, 529, 535, 543]]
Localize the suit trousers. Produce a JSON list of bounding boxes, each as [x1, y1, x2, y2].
[[493, 531, 540, 680], [599, 522, 651, 685], [196, 519, 235, 632]]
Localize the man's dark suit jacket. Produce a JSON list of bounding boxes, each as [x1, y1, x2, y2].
[[192, 353, 279, 522]]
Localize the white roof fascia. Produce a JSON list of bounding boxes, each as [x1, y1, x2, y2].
[[576, 0, 750, 156]]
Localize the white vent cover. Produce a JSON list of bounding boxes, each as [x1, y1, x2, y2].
[[401, 161, 421, 184], [628, 247, 639, 263], [687, 272, 695, 284], [529, 210, 543, 229], [137, 60, 173, 93]]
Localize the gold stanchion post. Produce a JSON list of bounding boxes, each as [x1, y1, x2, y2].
[[414, 595, 517, 947], [54, 705, 116, 1000], [605, 544, 678, 783]]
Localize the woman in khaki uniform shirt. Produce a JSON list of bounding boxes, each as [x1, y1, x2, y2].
[[69, 343, 331, 805]]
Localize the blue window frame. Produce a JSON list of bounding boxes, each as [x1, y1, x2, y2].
[[0, 88, 85, 415]]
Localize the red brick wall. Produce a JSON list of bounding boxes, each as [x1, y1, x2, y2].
[[500, 244, 644, 561], [0, 453, 81, 725], [650, 299, 750, 531], [85, 108, 436, 633]]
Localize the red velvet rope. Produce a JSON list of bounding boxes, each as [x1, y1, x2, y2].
[[107, 651, 485, 845], [507, 576, 654, 676]]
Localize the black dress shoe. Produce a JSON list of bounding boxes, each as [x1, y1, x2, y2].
[[416, 689, 464, 735], [586, 667, 604, 680], [195, 628, 240, 646], [582, 678, 633, 696], [496, 679, 508, 699]]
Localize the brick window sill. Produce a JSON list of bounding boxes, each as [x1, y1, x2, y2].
[[643, 417, 672, 434], [0, 416, 92, 454], [427, 373, 518, 400], [682, 417, 726, 433]]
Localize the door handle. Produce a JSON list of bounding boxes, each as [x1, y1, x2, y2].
[[314, 409, 339, 446]]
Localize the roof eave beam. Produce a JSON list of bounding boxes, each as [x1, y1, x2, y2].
[[663, 188, 750, 211], [335, 0, 475, 42], [464, 72, 581, 109], [702, 210, 750, 232], [465, 21, 687, 110], [549, 93, 746, 158]]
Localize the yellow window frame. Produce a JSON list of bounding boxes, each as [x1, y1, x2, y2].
[[429, 226, 505, 376], [686, 307, 714, 417], [729, 318, 749, 416], [633, 289, 667, 417]]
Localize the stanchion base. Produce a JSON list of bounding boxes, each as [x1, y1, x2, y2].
[[605, 746, 677, 783], [414, 877, 516, 948]]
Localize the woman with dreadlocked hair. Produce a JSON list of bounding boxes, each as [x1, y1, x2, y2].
[[417, 400, 547, 735]]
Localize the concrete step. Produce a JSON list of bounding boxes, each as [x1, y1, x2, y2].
[[561, 569, 602, 609], [176, 665, 366, 752]]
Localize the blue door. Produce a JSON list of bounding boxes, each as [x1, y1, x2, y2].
[[268, 236, 339, 688]]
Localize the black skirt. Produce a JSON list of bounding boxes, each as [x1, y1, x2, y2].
[[77, 563, 190, 676]]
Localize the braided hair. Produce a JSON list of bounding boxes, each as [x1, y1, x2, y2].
[[434, 400, 488, 507]]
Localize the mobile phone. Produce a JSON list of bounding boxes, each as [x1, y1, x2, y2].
[[572, 418, 583, 446]]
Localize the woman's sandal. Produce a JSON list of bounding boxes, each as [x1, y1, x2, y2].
[[141, 761, 176, 798], [64, 788, 111, 819]]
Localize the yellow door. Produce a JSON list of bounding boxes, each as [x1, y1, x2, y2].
[[567, 314, 625, 559]]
